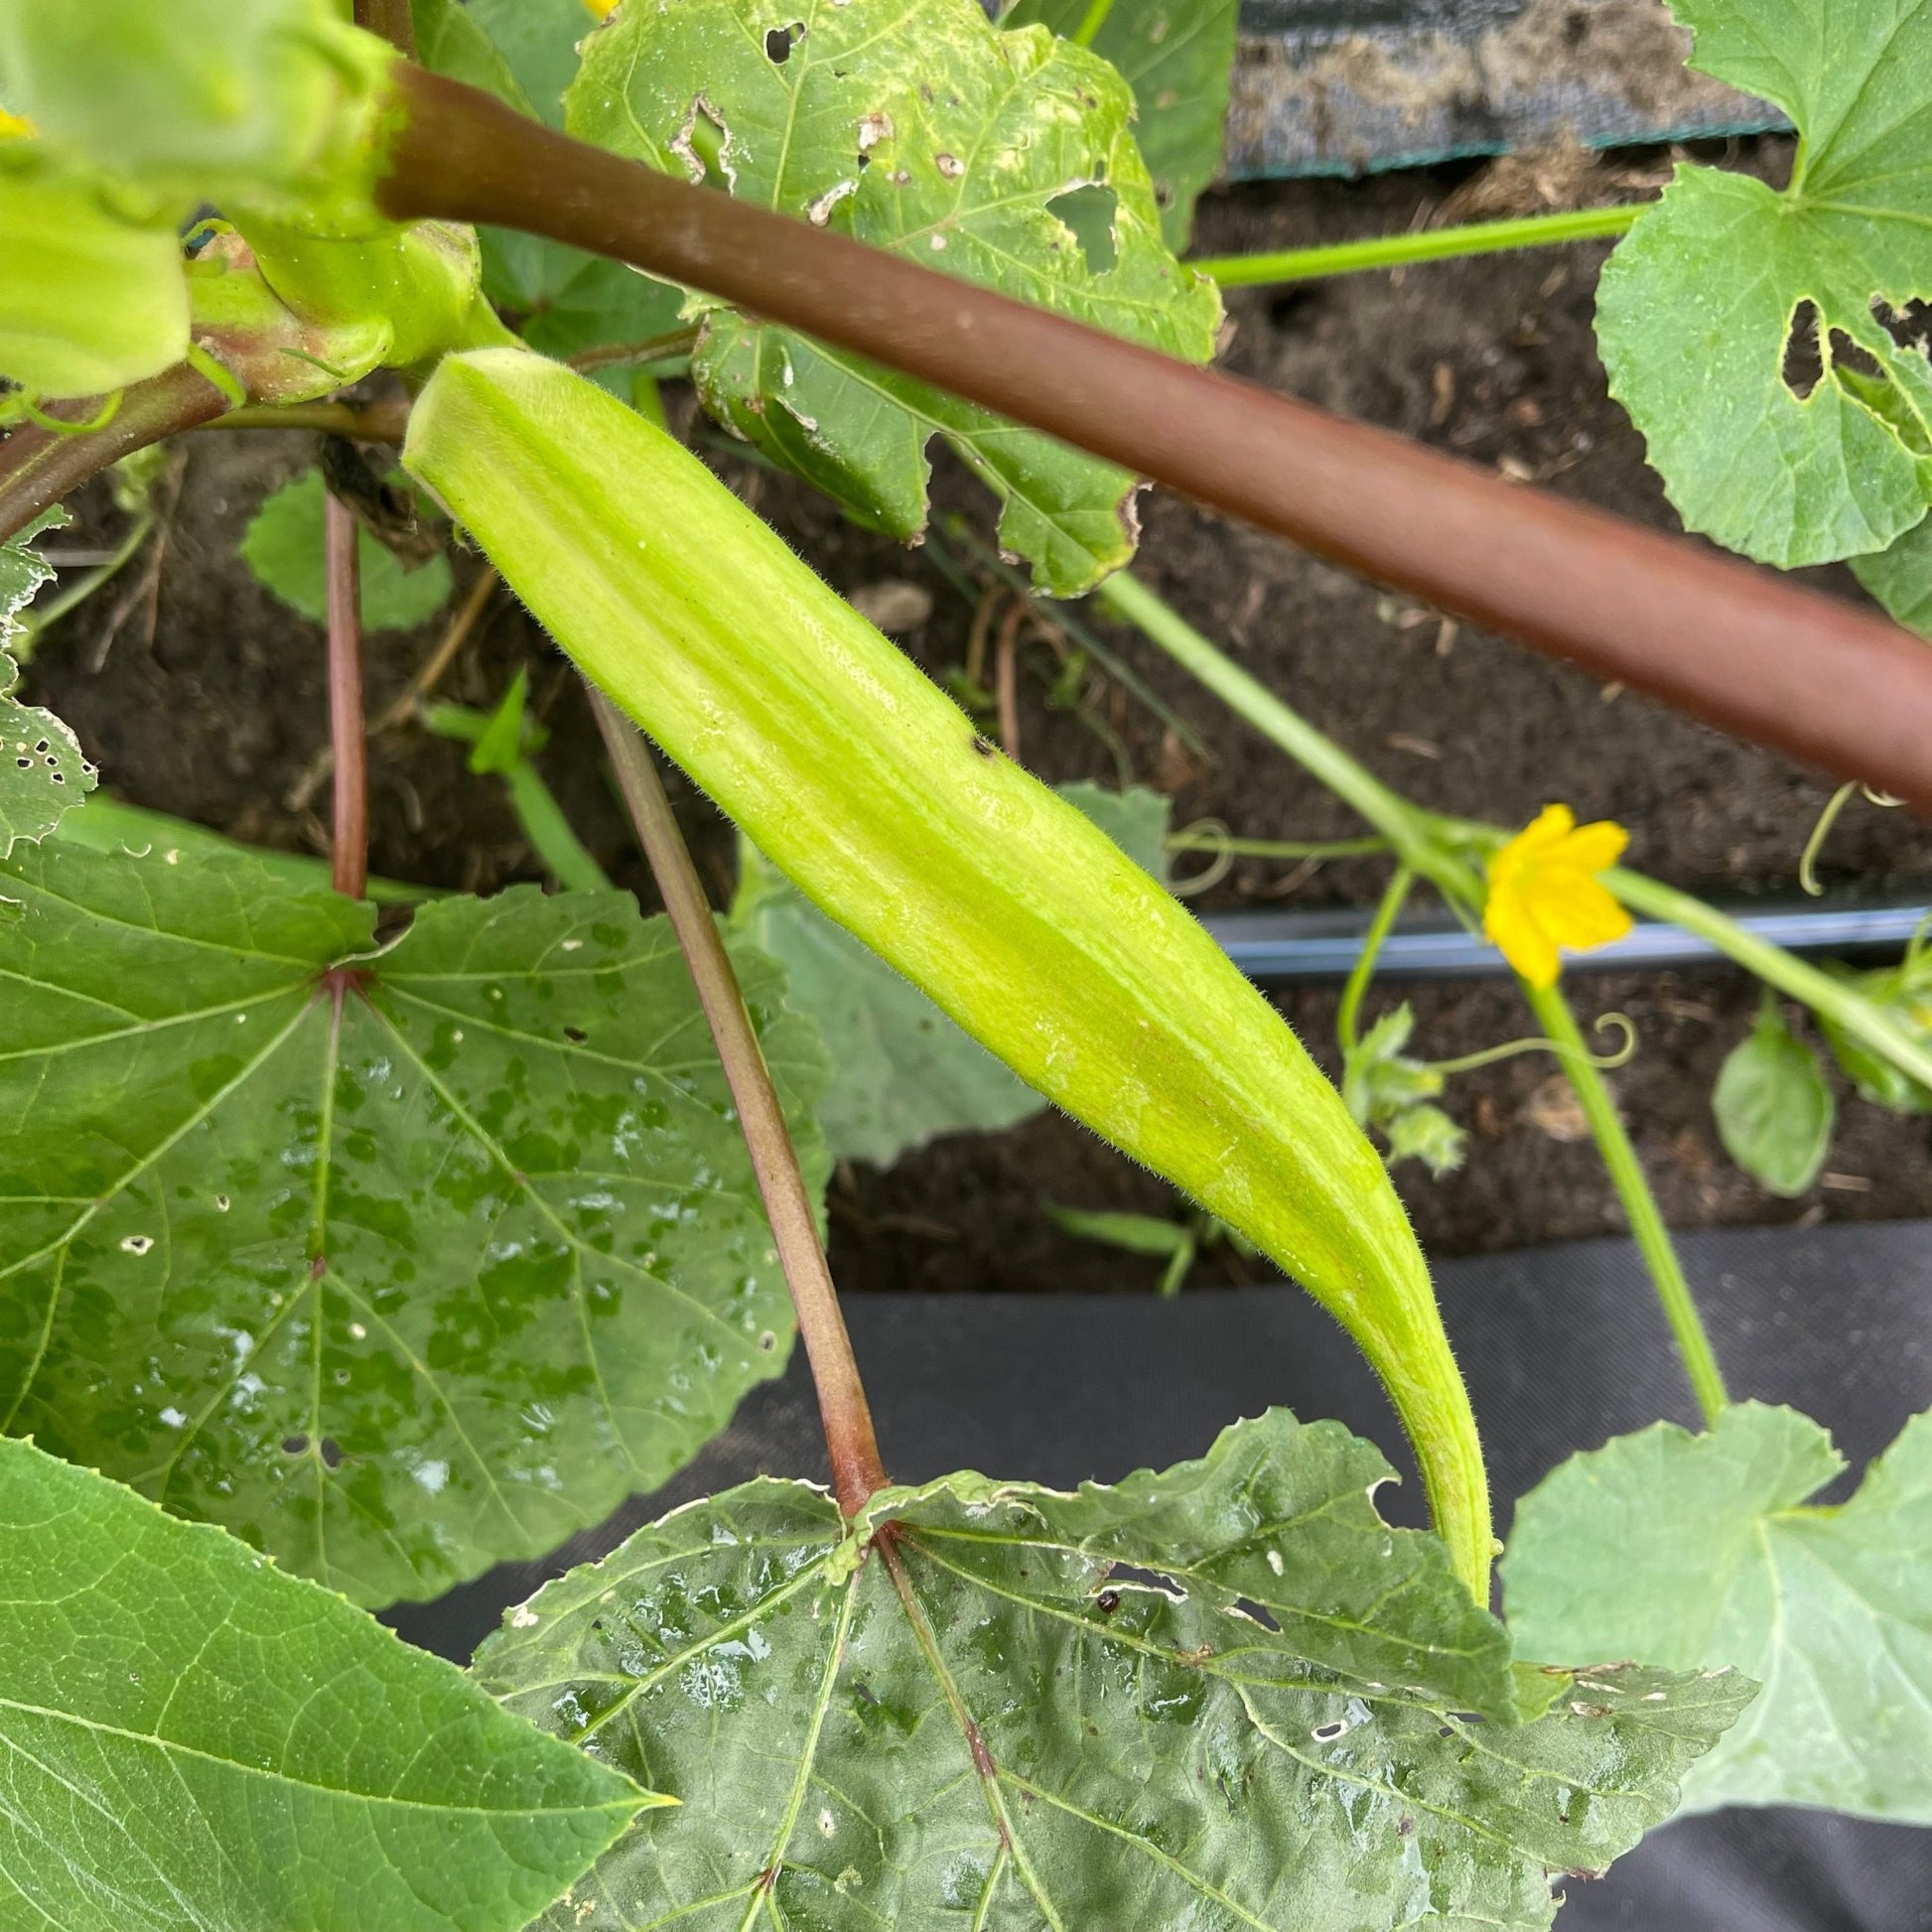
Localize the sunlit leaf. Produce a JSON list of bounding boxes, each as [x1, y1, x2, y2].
[[1596, 0, 1932, 566], [0, 1433, 649, 1932], [566, 0, 1220, 595], [480, 1411, 1747, 1930], [0, 841, 828, 1606], [1505, 1402, 1932, 1822]]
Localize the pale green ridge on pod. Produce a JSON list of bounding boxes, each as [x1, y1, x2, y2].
[[404, 347, 1493, 1596]]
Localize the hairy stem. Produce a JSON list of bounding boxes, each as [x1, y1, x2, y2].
[[324, 491, 369, 899], [1191, 206, 1645, 289], [0, 363, 227, 544], [1337, 866, 1414, 1052], [1523, 980, 1728, 1426], [590, 687, 889, 1514], [380, 66, 1932, 809]]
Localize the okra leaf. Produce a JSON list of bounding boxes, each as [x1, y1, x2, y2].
[[0, 507, 94, 851], [1002, 0, 1239, 249], [566, 0, 1221, 596], [0, 841, 829, 1607], [1595, 0, 1932, 567], [479, 1410, 1747, 1932], [410, 0, 687, 387], [1505, 1402, 1932, 1822], [1854, 516, 1932, 638], [1710, 995, 1834, 1195], [241, 467, 454, 631], [728, 782, 1170, 1167], [0, 1434, 650, 1932]]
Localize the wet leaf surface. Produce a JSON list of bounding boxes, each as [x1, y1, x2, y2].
[[1506, 1401, 1932, 1821], [480, 1410, 1747, 1930], [566, 0, 1220, 595], [0, 1433, 649, 1932], [0, 841, 828, 1606], [1596, 0, 1932, 569]]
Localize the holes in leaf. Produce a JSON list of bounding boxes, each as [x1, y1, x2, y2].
[[1871, 295, 1932, 354], [563, 1025, 588, 1043], [282, 1434, 309, 1456], [1046, 184, 1119, 275], [1232, 1596, 1282, 1632], [1782, 299, 1823, 400], [319, 1437, 344, 1470], [764, 20, 804, 62], [671, 97, 735, 190]]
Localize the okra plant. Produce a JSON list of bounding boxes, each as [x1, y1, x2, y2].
[[0, 0, 1927, 1925]]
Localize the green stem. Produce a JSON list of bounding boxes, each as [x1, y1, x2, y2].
[[1168, 830, 1389, 861], [1190, 205, 1645, 289], [1097, 572, 1480, 900], [1338, 866, 1413, 1052], [1798, 781, 1856, 897], [1606, 867, 1932, 1094], [1523, 980, 1728, 1427], [1068, 0, 1117, 46], [504, 764, 613, 894]]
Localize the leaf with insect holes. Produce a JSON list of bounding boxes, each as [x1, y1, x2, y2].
[[478, 1409, 1747, 1932], [1854, 516, 1932, 637], [1505, 1402, 1932, 1822], [0, 1434, 650, 1932], [1711, 995, 1834, 1195], [1596, 0, 1932, 568], [1003, 0, 1239, 249], [410, 0, 688, 395], [566, 0, 1220, 596], [0, 506, 94, 852], [728, 782, 1170, 1166], [241, 468, 454, 632], [0, 841, 829, 1607]]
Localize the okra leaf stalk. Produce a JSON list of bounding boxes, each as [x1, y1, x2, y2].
[[377, 65, 1932, 812], [404, 347, 1496, 1596]]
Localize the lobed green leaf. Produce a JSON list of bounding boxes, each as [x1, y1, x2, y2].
[[0, 1433, 650, 1932], [0, 841, 828, 1606], [1506, 1402, 1932, 1821], [479, 1411, 1747, 1930]]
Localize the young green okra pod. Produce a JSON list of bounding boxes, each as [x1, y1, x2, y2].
[[405, 348, 1494, 1596]]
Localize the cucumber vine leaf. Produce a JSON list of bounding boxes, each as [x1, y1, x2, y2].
[[480, 1410, 1748, 1931], [1597, 0, 1932, 575], [566, 0, 1221, 596], [0, 506, 94, 851], [1003, 0, 1240, 249], [0, 1434, 651, 1932], [1854, 516, 1932, 638], [1506, 1402, 1932, 1822], [0, 841, 828, 1607]]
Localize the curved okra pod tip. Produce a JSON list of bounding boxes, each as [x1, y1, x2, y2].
[[402, 346, 1497, 1598]]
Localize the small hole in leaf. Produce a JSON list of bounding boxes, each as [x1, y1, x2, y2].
[[282, 1434, 309, 1455], [1871, 295, 1932, 353], [319, 1437, 344, 1469], [764, 20, 803, 61], [1046, 184, 1119, 275], [1233, 1596, 1281, 1631], [1828, 327, 1884, 383], [563, 1025, 588, 1043], [1781, 299, 1823, 400]]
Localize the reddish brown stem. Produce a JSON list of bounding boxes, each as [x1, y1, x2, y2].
[[0, 363, 227, 544], [198, 399, 413, 443], [352, 0, 417, 58], [381, 67, 1932, 813], [325, 491, 369, 899], [590, 687, 889, 1514]]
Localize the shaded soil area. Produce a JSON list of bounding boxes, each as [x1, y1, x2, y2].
[[24, 136, 1932, 1296]]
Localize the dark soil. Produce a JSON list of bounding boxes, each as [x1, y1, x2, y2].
[[24, 136, 1932, 1298]]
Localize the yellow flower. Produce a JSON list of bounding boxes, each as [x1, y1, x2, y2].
[[0, 110, 36, 144], [581, 0, 619, 17], [1482, 803, 1632, 989]]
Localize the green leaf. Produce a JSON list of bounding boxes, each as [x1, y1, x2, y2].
[[0, 507, 95, 853], [727, 782, 1170, 1167], [411, 0, 687, 385], [0, 840, 829, 1605], [1505, 1402, 1932, 1821], [1818, 947, 1932, 1111], [0, 1434, 649, 1932], [1854, 515, 1932, 637], [479, 1410, 1746, 1931], [1003, 0, 1239, 250], [1711, 994, 1834, 1195], [241, 468, 455, 632], [1595, 0, 1932, 567], [1342, 1004, 1465, 1176], [566, 0, 1220, 596], [1045, 1200, 1191, 1255]]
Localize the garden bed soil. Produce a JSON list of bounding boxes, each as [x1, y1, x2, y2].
[[26, 136, 1932, 1297]]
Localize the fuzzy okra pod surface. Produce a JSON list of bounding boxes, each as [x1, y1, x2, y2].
[[405, 347, 1494, 1594]]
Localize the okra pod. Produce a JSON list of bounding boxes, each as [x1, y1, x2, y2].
[[404, 348, 1495, 1595]]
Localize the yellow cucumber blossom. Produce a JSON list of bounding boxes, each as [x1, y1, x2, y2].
[[581, 0, 620, 17], [1483, 803, 1632, 988], [0, 109, 34, 142]]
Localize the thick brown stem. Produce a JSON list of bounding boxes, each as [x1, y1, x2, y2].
[[325, 491, 370, 899], [381, 68, 1932, 814], [198, 400, 413, 443], [352, 0, 416, 57], [590, 686, 889, 1515], [0, 363, 227, 544]]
